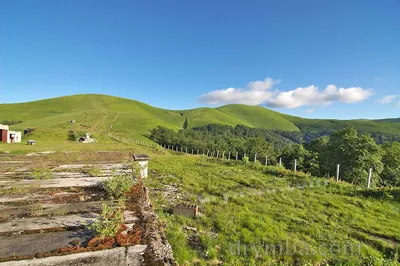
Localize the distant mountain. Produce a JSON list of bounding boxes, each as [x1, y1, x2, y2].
[[0, 94, 399, 142]]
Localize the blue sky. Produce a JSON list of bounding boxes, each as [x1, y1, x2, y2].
[[1, 0, 399, 119]]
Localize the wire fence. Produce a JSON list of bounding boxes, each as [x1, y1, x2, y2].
[[107, 134, 374, 188], [159, 143, 374, 188], [107, 133, 158, 148]]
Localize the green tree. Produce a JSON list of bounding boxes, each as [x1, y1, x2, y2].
[[280, 143, 309, 171], [323, 128, 383, 186], [183, 117, 188, 129], [244, 137, 274, 163], [305, 136, 329, 176], [381, 142, 400, 187]]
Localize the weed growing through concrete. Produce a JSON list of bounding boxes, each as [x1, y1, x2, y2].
[[85, 166, 103, 177], [32, 168, 53, 180], [29, 203, 44, 217], [86, 201, 124, 238], [103, 172, 133, 199]]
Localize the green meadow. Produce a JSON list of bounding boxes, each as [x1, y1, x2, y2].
[[2, 94, 400, 146], [1, 94, 400, 265]]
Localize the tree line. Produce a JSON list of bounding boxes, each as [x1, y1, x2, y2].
[[150, 125, 400, 187]]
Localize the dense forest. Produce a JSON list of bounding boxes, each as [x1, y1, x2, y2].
[[150, 124, 400, 187]]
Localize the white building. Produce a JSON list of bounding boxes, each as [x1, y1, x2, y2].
[[0, 124, 22, 143]]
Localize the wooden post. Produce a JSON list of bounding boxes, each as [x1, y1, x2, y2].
[[254, 153, 257, 163], [294, 159, 297, 172], [336, 164, 340, 182], [367, 168, 372, 188], [236, 152, 238, 160], [265, 156, 268, 166]]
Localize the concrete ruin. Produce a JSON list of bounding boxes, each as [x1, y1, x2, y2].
[[173, 205, 199, 218], [133, 154, 150, 178], [79, 133, 96, 143], [0, 124, 22, 144], [0, 155, 175, 265]]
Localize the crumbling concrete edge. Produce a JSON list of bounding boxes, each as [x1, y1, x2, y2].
[[0, 245, 147, 266], [134, 184, 176, 266]]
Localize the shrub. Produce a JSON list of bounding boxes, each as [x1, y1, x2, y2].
[[85, 167, 103, 177], [29, 203, 43, 217], [87, 201, 124, 237], [103, 173, 133, 199], [242, 156, 249, 164], [32, 168, 53, 180]]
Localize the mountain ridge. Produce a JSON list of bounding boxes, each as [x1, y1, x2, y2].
[[1, 94, 399, 142]]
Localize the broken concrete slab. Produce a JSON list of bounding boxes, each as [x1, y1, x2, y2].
[[55, 163, 127, 170], [0, 213, 99, 234], [0, 229, 94, 257], [0, 245, 147, 266], [2, 177, 108, 189], [0, 202, 102, 220]]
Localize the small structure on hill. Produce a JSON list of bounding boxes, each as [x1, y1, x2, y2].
[[133, 154, 150, 178], [0, 124, 22, 143], [173, 205, 199, 218], [79, 133, 96, 143]]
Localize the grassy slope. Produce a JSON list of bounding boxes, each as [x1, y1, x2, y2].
[[0, 135, 399, 265], [1, 94, 400, 147], [284, 114, 400, 134], [147, 153, 400, 265]]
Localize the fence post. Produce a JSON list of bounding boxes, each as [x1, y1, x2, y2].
[[336, 164, 340, 182], [265, 156, 268, 166], [294, 159, 297, 172], [254, 153, 257, 163], [367, 168, 372, 188]]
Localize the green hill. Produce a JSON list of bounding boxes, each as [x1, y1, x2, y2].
[[0, 94, 399, 144]]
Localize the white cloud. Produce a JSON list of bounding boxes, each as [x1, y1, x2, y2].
[[378, 95, 398, 104], [199, 77, 280, 105], [266, 84, 372, 108], [306, 109, 314, 114], [200, 77, 373, 108]]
